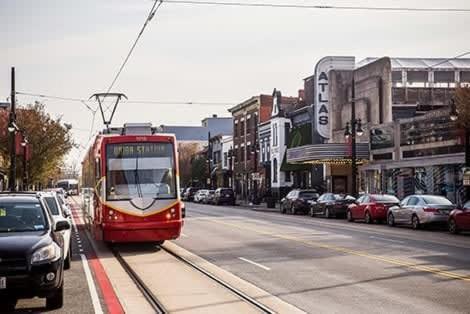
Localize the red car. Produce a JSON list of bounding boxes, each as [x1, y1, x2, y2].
[[448, 200, 470, 234], [347, 194, 399, 224]]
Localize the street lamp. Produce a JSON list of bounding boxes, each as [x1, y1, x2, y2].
[[344, 118, 364, 197], [21, 135, 28, 191], [449, 97, 470, 202], [228, 146, 234, 188], [449, 98, 458, 122]]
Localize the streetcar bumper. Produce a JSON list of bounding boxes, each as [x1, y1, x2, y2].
[[102, 220, 183, 243]]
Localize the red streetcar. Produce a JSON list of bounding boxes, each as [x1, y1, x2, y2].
[[347, 194, 399, 224], [81, 123, 183, 243]]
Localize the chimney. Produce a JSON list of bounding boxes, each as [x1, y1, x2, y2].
[[212, 114, 217, 118]]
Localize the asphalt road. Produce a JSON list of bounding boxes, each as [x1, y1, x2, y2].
[[176, 202, 470, 314]]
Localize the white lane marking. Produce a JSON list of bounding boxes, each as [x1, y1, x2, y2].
[[80, 254, 104, 314], [238, 257, 271, 271], [369, 236, 405, 244]]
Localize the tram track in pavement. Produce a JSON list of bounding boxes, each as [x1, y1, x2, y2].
[[110, 246, 168, 314], [160, 245, 276, 314], [111, 242, 275, 314]]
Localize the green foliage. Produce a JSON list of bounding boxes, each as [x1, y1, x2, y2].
[[0, 102, 75, 186], [191, 155, 208, 186]]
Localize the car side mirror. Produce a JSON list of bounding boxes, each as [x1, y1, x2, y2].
[[55, 220, 71, 232]]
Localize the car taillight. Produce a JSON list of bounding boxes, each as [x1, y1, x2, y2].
[[423, 207, 438, 213]]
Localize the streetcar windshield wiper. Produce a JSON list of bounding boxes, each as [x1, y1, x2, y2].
[[134, 155, 143, 198]]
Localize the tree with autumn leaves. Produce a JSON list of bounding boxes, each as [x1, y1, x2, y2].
[[454, 85, 470, 128], [0, 102, 74, 188]]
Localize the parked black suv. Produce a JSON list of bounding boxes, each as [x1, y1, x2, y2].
[[0, 193, 70, 311], [213, 188, 235, 205]]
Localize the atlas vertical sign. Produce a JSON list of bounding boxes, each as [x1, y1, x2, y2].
[[314, 56, 355, 139]]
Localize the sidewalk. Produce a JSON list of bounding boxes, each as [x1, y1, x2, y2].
[[235, 200, 280, 213]]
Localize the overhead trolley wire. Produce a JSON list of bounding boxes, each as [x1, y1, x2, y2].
[[15, 91, 236, 106], [103, 0, 164, 113], [161, 0, 470, 13]]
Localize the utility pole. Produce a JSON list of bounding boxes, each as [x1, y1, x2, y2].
[[9, 67, 17, 191], [207, 132, 211, 189], [351, 76, 357, 198]]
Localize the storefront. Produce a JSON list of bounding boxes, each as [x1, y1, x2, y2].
[[287, 143, 369, 194], [362, 109, 465, 203]]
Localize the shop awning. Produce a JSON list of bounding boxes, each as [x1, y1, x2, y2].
[[280, 152, 311, 171], [287, 143, 369, 164], [360, 153, 464, 171]]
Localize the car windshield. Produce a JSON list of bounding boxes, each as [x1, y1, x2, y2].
[[0, 201, 47, 232], [421, 196, 452, 205], [373, 195, 399, 203], [106, 142, 177, 201], [334, 194, 355, 200], [44, 196, 60, 215]]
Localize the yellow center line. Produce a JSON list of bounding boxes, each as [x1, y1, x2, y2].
[[205, 218, 470, 283]]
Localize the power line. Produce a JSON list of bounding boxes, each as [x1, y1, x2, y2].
[[429, 51, 470, 68], [162, 0, 470, 12], [15, 91, 236, 106], [15, 91, 97, 113], [103, 0, 164, 113]]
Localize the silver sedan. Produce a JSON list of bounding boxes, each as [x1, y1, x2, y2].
[[387, 195, 456, 230]]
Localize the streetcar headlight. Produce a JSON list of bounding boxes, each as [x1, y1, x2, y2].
[[31, 243, 61, 265], [166, 213, 171, 220], [109, 210, 114, 215], [170, 208, 176, 214]]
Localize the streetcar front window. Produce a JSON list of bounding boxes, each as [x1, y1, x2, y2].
[[106, 142, 176, 201]]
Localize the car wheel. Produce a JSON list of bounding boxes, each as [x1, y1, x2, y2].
[[0, 297, 17, 311], [325, 207, 331, 219], [387, 213, 395, 227], [365, 211, 372, 224], [347, 210, 354, 222], [291, 204, 296, 215], [448, 218, 459, 234], [64, 245, 71, 270], [46, 283, 64, 310], [412, 215, 420, 230]]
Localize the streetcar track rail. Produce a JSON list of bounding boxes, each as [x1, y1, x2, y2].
[[110, 246, 167, 314], [161, 245, 275, 314]]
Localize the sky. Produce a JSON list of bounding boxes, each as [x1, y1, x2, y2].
[[1, 0, 470, 167]]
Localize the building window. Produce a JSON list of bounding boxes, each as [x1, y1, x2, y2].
[[285, 171, 291, 182], [234, 123, 238, 137], [240, 121, 245, 136], [240, 147, 245, 162], [273, 158, 278, 183], [247, 145, 251, 160], [224, 152, 228, 167], [246, 117, 251, 134], [261, 141, 266, 162], [284, 122, 290, 144], [273, 124, 278, 146]]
